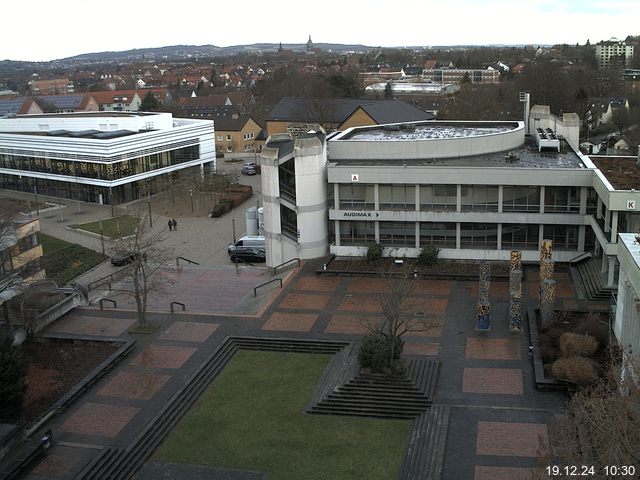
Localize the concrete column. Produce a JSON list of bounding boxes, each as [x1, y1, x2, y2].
[[578, 225, 586, 252], [334, 220, 341, 247], [605, 208, 611, 233], [538, 225, 545, 250], [607, 256, 616, 288], [375, 221, 380, 243], [415, 184, 420, 212], [596, 197, 603, 219], [415, 221, 420, 249], [579, 187, 587, 215], [539, 186, 545, 213], [456, 222, 461, 250], [498, 185, 503, 213], [333, 183, 340, 210], [601, 253, 608, 273], [456, 184, 462, 212], [374, 184, 379, 210], [611, 211, 619, 243], [497, 223, 502, 250]]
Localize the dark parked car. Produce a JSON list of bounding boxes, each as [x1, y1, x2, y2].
[[229, 247, 266, 264], [111, 251, 146, 266], [241, 162, 259, 175]]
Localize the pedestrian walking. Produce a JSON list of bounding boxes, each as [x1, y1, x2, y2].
[[172, 218, 177, 231], [168, 219, 173, 231]]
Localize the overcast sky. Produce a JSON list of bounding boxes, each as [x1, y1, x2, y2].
[[3, 0, 639, 62]]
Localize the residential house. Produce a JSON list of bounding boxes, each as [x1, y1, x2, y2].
[[265, 97, 435, 137], [214, 115, 263, 157], [91, 90, 143, 112], [0, 98, 44, 117], [588, 97, 630, 126], [32, 94, 99, 113], [28, 78, 75, 95]]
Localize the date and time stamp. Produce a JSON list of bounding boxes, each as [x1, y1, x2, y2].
[[545, 465, 636, 477]]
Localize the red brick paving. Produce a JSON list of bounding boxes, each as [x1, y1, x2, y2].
[[404, 298, 448, 316], [556, 283, 576, 297], [462, 368, 523, 395], [476, 421, 548, 457], [405, 322, 444, 338], [325, 314, 370, 335], [474, 466, 536, 480], [279, 293, 330, 310], [338, 296, 383, 313], [130, 345, 196, 369], [262, 312, 319, 332], [413, 279, 452, 296], [465, 338, 521, 360], [31, 454, 79, 476], [348, 278, 388, 293], [46, 315, 135, 337], [61, 402, 139, 437], [404, 342, 440, 356], [159, 321, 219, 342], [294, 276, 341, 292], [97, 371, 170, 400]]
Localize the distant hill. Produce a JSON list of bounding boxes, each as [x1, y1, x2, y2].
[[60, 42, 372, 63]]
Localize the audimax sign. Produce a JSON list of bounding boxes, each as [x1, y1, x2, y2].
[[343, 211, 379, 218]]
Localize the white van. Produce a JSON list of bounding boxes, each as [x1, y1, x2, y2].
[[227, 235, 265, 254]]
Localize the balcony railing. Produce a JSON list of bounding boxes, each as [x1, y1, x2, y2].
[[280, 184, 296, 203]]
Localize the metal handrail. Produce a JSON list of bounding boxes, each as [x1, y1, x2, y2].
[[176, 256, 200, 267], [273, 257, 300, 275], [88, 267, 128, 291], [254, 278, 282, 296], [170, 301, 186, 313], [99, 298, 117, 310]]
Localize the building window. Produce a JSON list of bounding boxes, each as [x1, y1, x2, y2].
[[339, 221, 375, 246], [460, 223, 498, 249], [280, 204, 298, 240], [379, 184, 415, 210], [226, 135, 232, 141], [338, 184, 375, 210], [379, 222, 415, 247], [501, 224, 539, 249], [420, 222, 456, 248], [420, 185, 457, 211], [227, 146, 233, 153], [461, 185, 499, 212], [217, 135, 223, 141], [502, 186, 540, 212], [543, 225, 579, 250], [544, 186, 580, 213]]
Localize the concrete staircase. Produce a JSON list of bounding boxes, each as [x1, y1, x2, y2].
[[575, 258, 614, 301]]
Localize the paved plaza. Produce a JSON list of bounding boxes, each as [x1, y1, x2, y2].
[[15, 257, 595, 480], [1, 176, 596, 480]]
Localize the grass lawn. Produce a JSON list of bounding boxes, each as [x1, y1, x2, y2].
[[40, 233, 107, 286], [156, 350, 410, 480], [74, 215, 138, 238]]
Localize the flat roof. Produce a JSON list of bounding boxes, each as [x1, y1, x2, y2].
[[8, 111, 157, 119], [337, 121, 520, 141], [329, 137, 586, 169], [590, 156, 640, 190]]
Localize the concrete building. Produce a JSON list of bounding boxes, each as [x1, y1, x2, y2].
[[421, 67, 500, 84], [260, 106, 640, 291], [1, 216, 45, 320], [595, 38, 635, 69], [261, 132, 328, 266], [613, 233, 640, 386], [0, 111, 215, 204]]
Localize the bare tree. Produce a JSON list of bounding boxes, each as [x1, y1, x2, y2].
[[358, 272, 440, 374], [111, 213, 172, 327], [537, 348, 640, 479]]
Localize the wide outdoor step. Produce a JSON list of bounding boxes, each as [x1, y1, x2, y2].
[[75, 447, 122, 480], [576, 259, 613, 302], [311, 407, 418, 419], [336, 385, 426, 397], [325, 394, 429, 406], [400, 404, 451, 480]]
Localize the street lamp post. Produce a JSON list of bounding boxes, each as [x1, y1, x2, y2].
[[33, 186, 40, 216], [148, 196, 153, 227], [190, 190, 194, 213]]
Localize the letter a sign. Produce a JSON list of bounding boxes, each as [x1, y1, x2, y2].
[[351, 174, 359, 182]]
